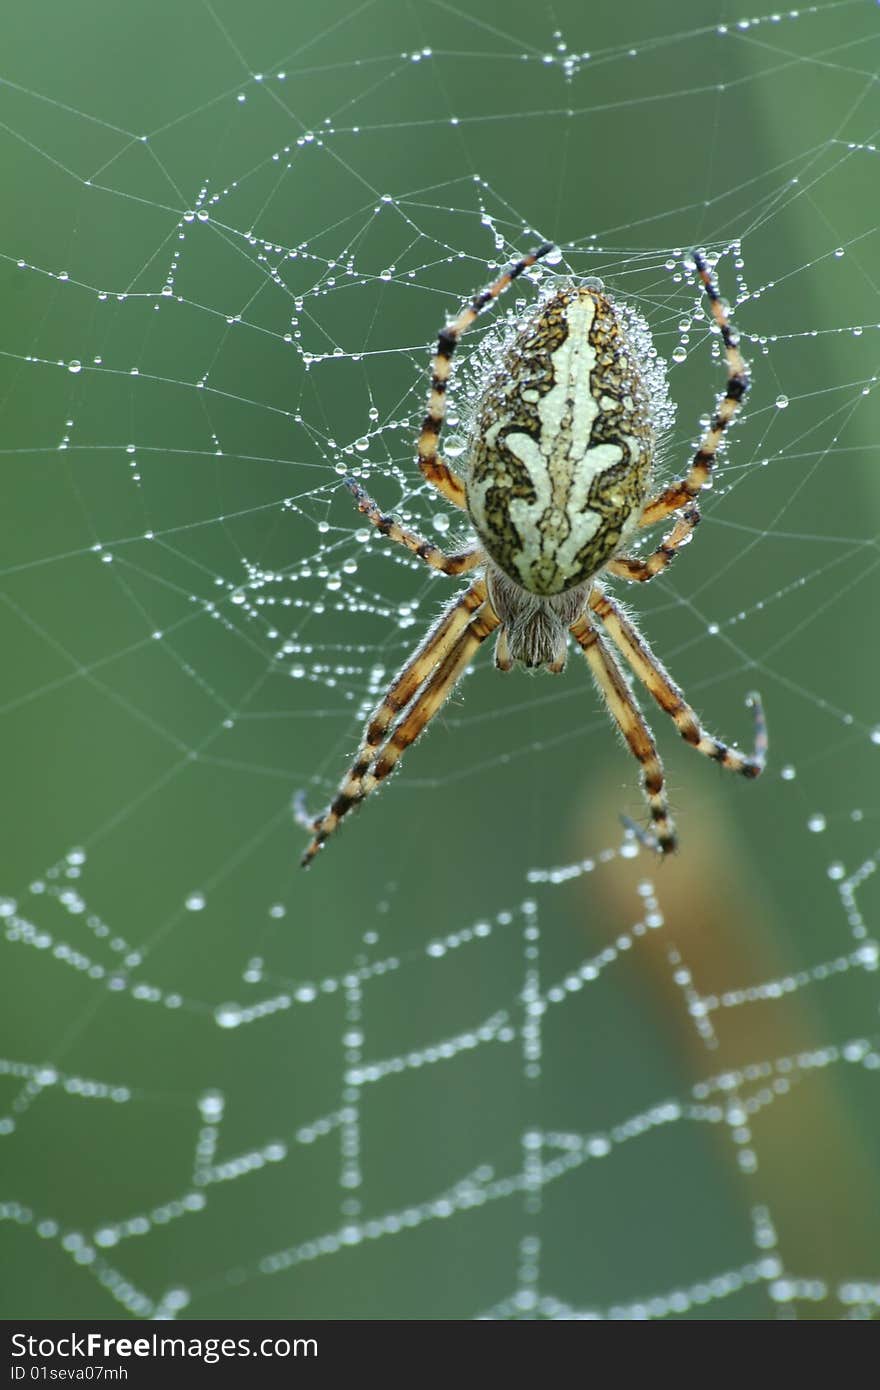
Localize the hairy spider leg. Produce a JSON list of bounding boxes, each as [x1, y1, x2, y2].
[[417, 242, 556, 508], [590, 586, 767, 777], [640, 250, 750, 528], [606, 505, 701, 583], [343, 478, 483, 575], [571, 613, 677, 853], [300, 582, 492, 865]]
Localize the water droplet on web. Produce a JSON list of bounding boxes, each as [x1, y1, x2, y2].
[[779, 764, 797, 781], [827, 862, 846, 881], [870, 726, 880, 746], [775, 393, 789, 409], [67, 360, 82, 374], [214, 1002, 242, 1029], [354, 437, 369, 452], [834, 247, 845, 258], [185, 892, 206, 911], [807, 813, 826, 834], [671, 345, 687, 364], [545, 245, 563, 265], [198, 1089, 225, 1121]]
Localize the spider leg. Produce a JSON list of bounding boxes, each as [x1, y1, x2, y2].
[[571, 613, 676, 853], [639, 251, 749, 529], [367, 602, 500, 785], [589, 586, 767, 776], [417, 242, 555, 507], [344, 478, 483, 575], [299, 581, 492, 865], [606, 505, 700, 583]]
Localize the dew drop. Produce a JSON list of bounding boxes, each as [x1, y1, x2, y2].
[[198, 1090, 225, 1123], [214, 1003, 242, 1029], [445, 434, 465, 459], [870, 726, 880, 746], [807, 813, 826, 834], [67, 360, 82, 374], [775, 394, 789, 409], [671, 345, 687, 364]]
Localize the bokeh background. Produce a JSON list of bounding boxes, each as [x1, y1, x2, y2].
[[2, 0, 880, 1319]]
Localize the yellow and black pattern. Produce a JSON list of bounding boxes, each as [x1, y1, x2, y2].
[[298, 246, 765, 864], [467, 286, 654, 595]]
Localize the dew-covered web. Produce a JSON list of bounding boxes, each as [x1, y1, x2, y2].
[[2, 0, 880, 1320]]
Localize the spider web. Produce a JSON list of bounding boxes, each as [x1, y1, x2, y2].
[[2, 0, 880, 1321]]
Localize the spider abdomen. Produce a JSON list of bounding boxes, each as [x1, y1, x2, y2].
[[466, 286, 656, 596]]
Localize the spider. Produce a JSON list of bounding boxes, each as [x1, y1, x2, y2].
[[298, 244, 767, 867]]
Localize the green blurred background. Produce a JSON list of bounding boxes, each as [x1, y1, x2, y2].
[[2, 0, 879, 1319]]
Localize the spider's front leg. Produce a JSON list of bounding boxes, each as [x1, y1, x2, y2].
[[298, 581, 494, 866], [590, 585, 768, 779], [571, 612, 677, 853]]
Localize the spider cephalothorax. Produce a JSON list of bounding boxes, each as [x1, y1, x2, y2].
[[298, 245, 766, 865]]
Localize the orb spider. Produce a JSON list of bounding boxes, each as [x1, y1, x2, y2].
[[298, 244, 766, 866]]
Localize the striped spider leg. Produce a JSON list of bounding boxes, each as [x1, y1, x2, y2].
[[583, 586, 766, 852], [638, 248, 750, 529], [416, 242, 555, 509], [298, 575, 495, 866], [571, 612, 678, 850]]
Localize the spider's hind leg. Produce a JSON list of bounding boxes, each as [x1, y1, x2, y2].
[[639, 250, 749, 528], [417, 243, 555, 507]]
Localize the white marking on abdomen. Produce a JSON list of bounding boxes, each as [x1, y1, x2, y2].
[[469, 293, 637, 589]]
